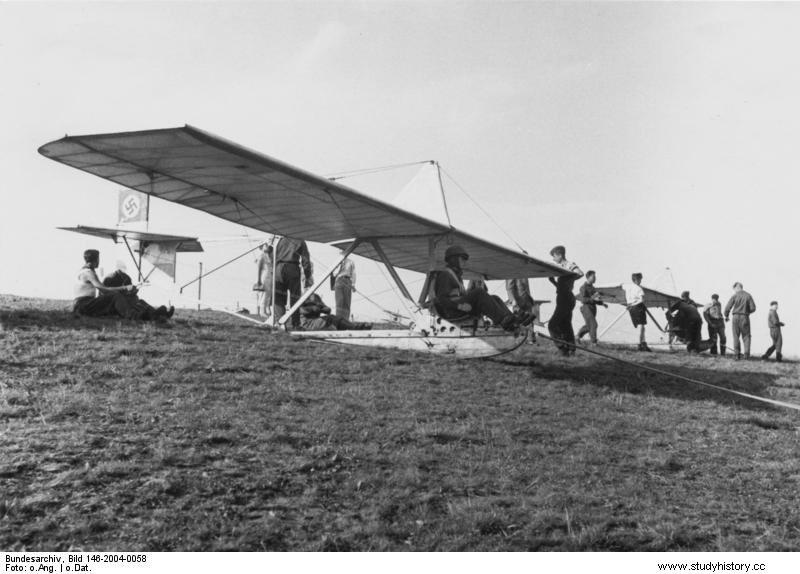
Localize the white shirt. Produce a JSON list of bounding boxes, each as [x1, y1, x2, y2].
[[74, 267, 99, 299], [559, 259, 582, 277], [335, 258, 356, 286], [623, 283, 644, 306]]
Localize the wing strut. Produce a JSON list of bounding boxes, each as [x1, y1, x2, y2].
[[645, 308, 666, 333], [369, 239, 421, 321], [122, 236, 145, 283], [598, 306, 630, 340], [278, 240, 363, 326]]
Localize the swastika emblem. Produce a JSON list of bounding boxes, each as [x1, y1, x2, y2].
[[122, 195, 141, 219]]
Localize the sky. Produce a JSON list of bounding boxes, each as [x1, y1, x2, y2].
[[1, 1, 798, 354]]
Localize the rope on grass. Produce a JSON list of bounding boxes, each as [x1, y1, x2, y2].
[[534, 331, 800, 412]]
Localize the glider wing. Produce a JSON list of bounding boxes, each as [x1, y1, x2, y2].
[[41, 126, 566, 279]]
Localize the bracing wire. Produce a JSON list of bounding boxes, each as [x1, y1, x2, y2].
[[326, 160, 432, 181], [535, 331, 800, 412], [439, 166, 530, 255]]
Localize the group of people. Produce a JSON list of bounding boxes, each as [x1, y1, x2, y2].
[[253, 238, 358, 331], [544, 247, 785, 361], [73, 241, 787, 361], [72, 249, 174, 322]]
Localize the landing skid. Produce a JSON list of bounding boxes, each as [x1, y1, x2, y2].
[[291, 328, 528, 359]]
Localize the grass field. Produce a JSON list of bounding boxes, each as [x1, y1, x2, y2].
[[2, 293, 799, 551]]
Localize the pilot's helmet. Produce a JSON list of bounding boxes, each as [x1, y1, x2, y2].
[[444, 245, 469, 261]]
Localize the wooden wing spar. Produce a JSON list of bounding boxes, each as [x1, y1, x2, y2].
[[38, 125, 568, 281]]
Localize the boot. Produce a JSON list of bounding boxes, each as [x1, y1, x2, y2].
[[500, 314, 520, 332], [777, 353, 783, 363]]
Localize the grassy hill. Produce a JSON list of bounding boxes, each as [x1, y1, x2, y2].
[[2, 294, 799, 551]]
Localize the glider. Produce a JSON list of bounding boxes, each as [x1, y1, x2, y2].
[[594, 284, 702, 347], [39, 125, 570, 358]]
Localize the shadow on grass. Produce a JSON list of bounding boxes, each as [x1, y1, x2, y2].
[[495, 352, 786, 412], [0, 307, 172, 332]]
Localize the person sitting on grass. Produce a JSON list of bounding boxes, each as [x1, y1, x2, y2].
[[73, 249, 138, 318], [299, 293, 371, 331], [102, 268, 174, 321], [72, 249, 171, 321]]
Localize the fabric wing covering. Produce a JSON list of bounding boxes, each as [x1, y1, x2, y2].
[[39, 125, 567, 280], [58, 225, 203, 253], [595, 285, 684, 309]]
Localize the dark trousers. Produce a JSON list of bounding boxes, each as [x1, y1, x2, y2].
[[274, 263, 302, 327], [73, 293, 133, 318], [685, 319, 703, 352], [334, 276, 352, 319], [577, 305, 598, 343], [731, 314, 751, 357], [549, 297, 576, 353], [437, 290, 511, 325], [763, 328, 783, 358], [707, 319, 726, 355]]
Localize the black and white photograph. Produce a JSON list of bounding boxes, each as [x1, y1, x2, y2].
[[1, 0, 799, 565]]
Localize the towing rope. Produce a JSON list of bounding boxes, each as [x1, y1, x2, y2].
[[534, 332, 800, 412]]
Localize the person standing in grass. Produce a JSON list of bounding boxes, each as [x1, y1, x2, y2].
[[667, 291, 703, 352], [506, 277, 535, 315], [254, 242, 274, 318], [703, 293, 727, 355], [576, 270, 606, 345], [273, 236, 314, 330], [624, 272, 651, 352], [547, 245, 583, 355], [332, 248, 357, 320], [761, 301, 785, 362], [724, 282, 756, 360]]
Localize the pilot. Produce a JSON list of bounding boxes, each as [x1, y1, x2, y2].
[[433, 245, 529, 332]]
